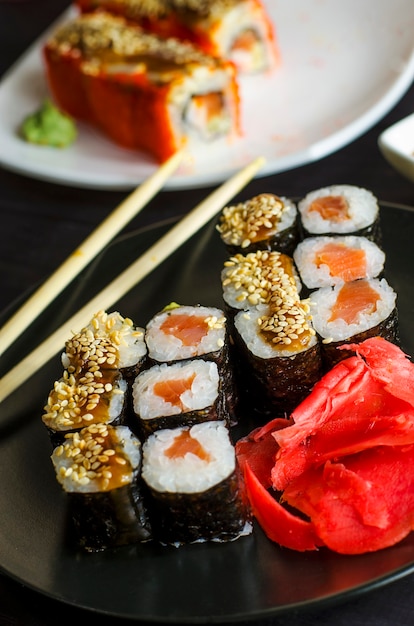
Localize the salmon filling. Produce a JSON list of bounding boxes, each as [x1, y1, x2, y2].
[[165, 429, 211, 461], [160, 314, 209, 346], [153, 374, 196, 408], [329, 280, 381, 324], [309, 195, 350, 223], [315, 242, 367, 282]]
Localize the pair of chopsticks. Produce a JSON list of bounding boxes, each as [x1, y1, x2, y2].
[[0, 154, 266, 404]]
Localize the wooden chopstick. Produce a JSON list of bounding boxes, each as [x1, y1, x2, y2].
[[0, 150, 184, 358], [0, 156, 266, 404]]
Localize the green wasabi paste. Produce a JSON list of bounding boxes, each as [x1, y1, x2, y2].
[[20, 99, 77, 148]]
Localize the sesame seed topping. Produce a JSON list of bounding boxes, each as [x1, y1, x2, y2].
[[53, 423, 135, 491], [217, 194, 288, 247], [48, 11, 221, 75]]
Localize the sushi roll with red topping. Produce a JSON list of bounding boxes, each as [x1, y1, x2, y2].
[[217, 194, 300, 257], [141, 421, 252, 546], [51, 424, 152, 551], [43, 12, 241, 163], [310, 277, 399, 368], [298, 185, 382, 245], [75, 0, 279, 74]]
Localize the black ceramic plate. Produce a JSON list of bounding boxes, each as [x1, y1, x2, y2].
[[1, 203, 414, 623]]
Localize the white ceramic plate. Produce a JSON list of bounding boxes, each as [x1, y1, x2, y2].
[[1, 0, 414, 190], [378, 113, 414, 183]]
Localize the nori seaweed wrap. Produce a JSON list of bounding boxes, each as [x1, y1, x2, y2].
[[141, 422, 252, 546], [51, 424, 152, 552]]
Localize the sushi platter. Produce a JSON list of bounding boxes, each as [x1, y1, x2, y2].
[[1, 196, 414, 622], [0, 0, 414, 189]]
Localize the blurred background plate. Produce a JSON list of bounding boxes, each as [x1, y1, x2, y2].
[[0, 0, 414, 190]]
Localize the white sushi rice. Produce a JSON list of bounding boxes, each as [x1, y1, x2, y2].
[[293, 235, 386, 289], [310, 278, 397, 342], [298, 185, 379, 235], [51, 425, 141, 493], [234, 304, 318, 359], [141, 421, 236, 494], [132, 359, 220, 420], [145, 305, 226, 362]]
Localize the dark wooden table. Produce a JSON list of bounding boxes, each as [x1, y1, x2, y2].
[[1, 1, 414, 624]]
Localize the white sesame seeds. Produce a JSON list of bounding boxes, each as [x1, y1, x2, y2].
[[217, 194, 287, 247], [52, 423, 135, 492]]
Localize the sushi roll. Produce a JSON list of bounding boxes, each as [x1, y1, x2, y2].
[[51, 424, 152, 552], [42, 369, 128, 447], [132, 359, 228, 437], [221, 249, 301, 320], [298, 185, 382, 245], [293, 235, 386, 292], [310, 277, 399, 368], [62, 310, 147, 384], [141, 421, 252, 546], [145, 303, 238, 423], [217, 194, 300, 257], [233, 296, 322, 420], [75, 0, 279, 74], [43, 11, 241, 163]]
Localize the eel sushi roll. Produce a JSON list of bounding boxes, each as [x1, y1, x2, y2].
[[132, 359, 226, 437], [298, 185, 382, 245], [233, 295, 322, 420], [145, 304, 237, 423], [75, 0, 279, 74], [61, 310, 148, 384], [43, 12, 241, 163], [293, 235, 386, 293], [141, 421, 252, 546], [221, 249, 301, 322], [310, 277, 399, 369], [217, 194, 300, 257], [51, 424, 152, 552]]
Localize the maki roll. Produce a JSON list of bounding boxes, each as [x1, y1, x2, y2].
[[310, 277, 399, 369], [43, 12, 241, 163], [42, 369, 128, 447], [293, 235, 386, 292], [217, 193, 300, 257], [145, 304, 228, 363], [75, 0, 279, 74], [145, 304, 238, 423], [62, 310, 147, 384], [233, 296, 322, 420], [51, 424, 152, 551], [42, 310, 147, 446], [132, 359, 228, 437], [141, 421, 252, 546], [221, 249, 301, 320], [298, 185, 382, 245]]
